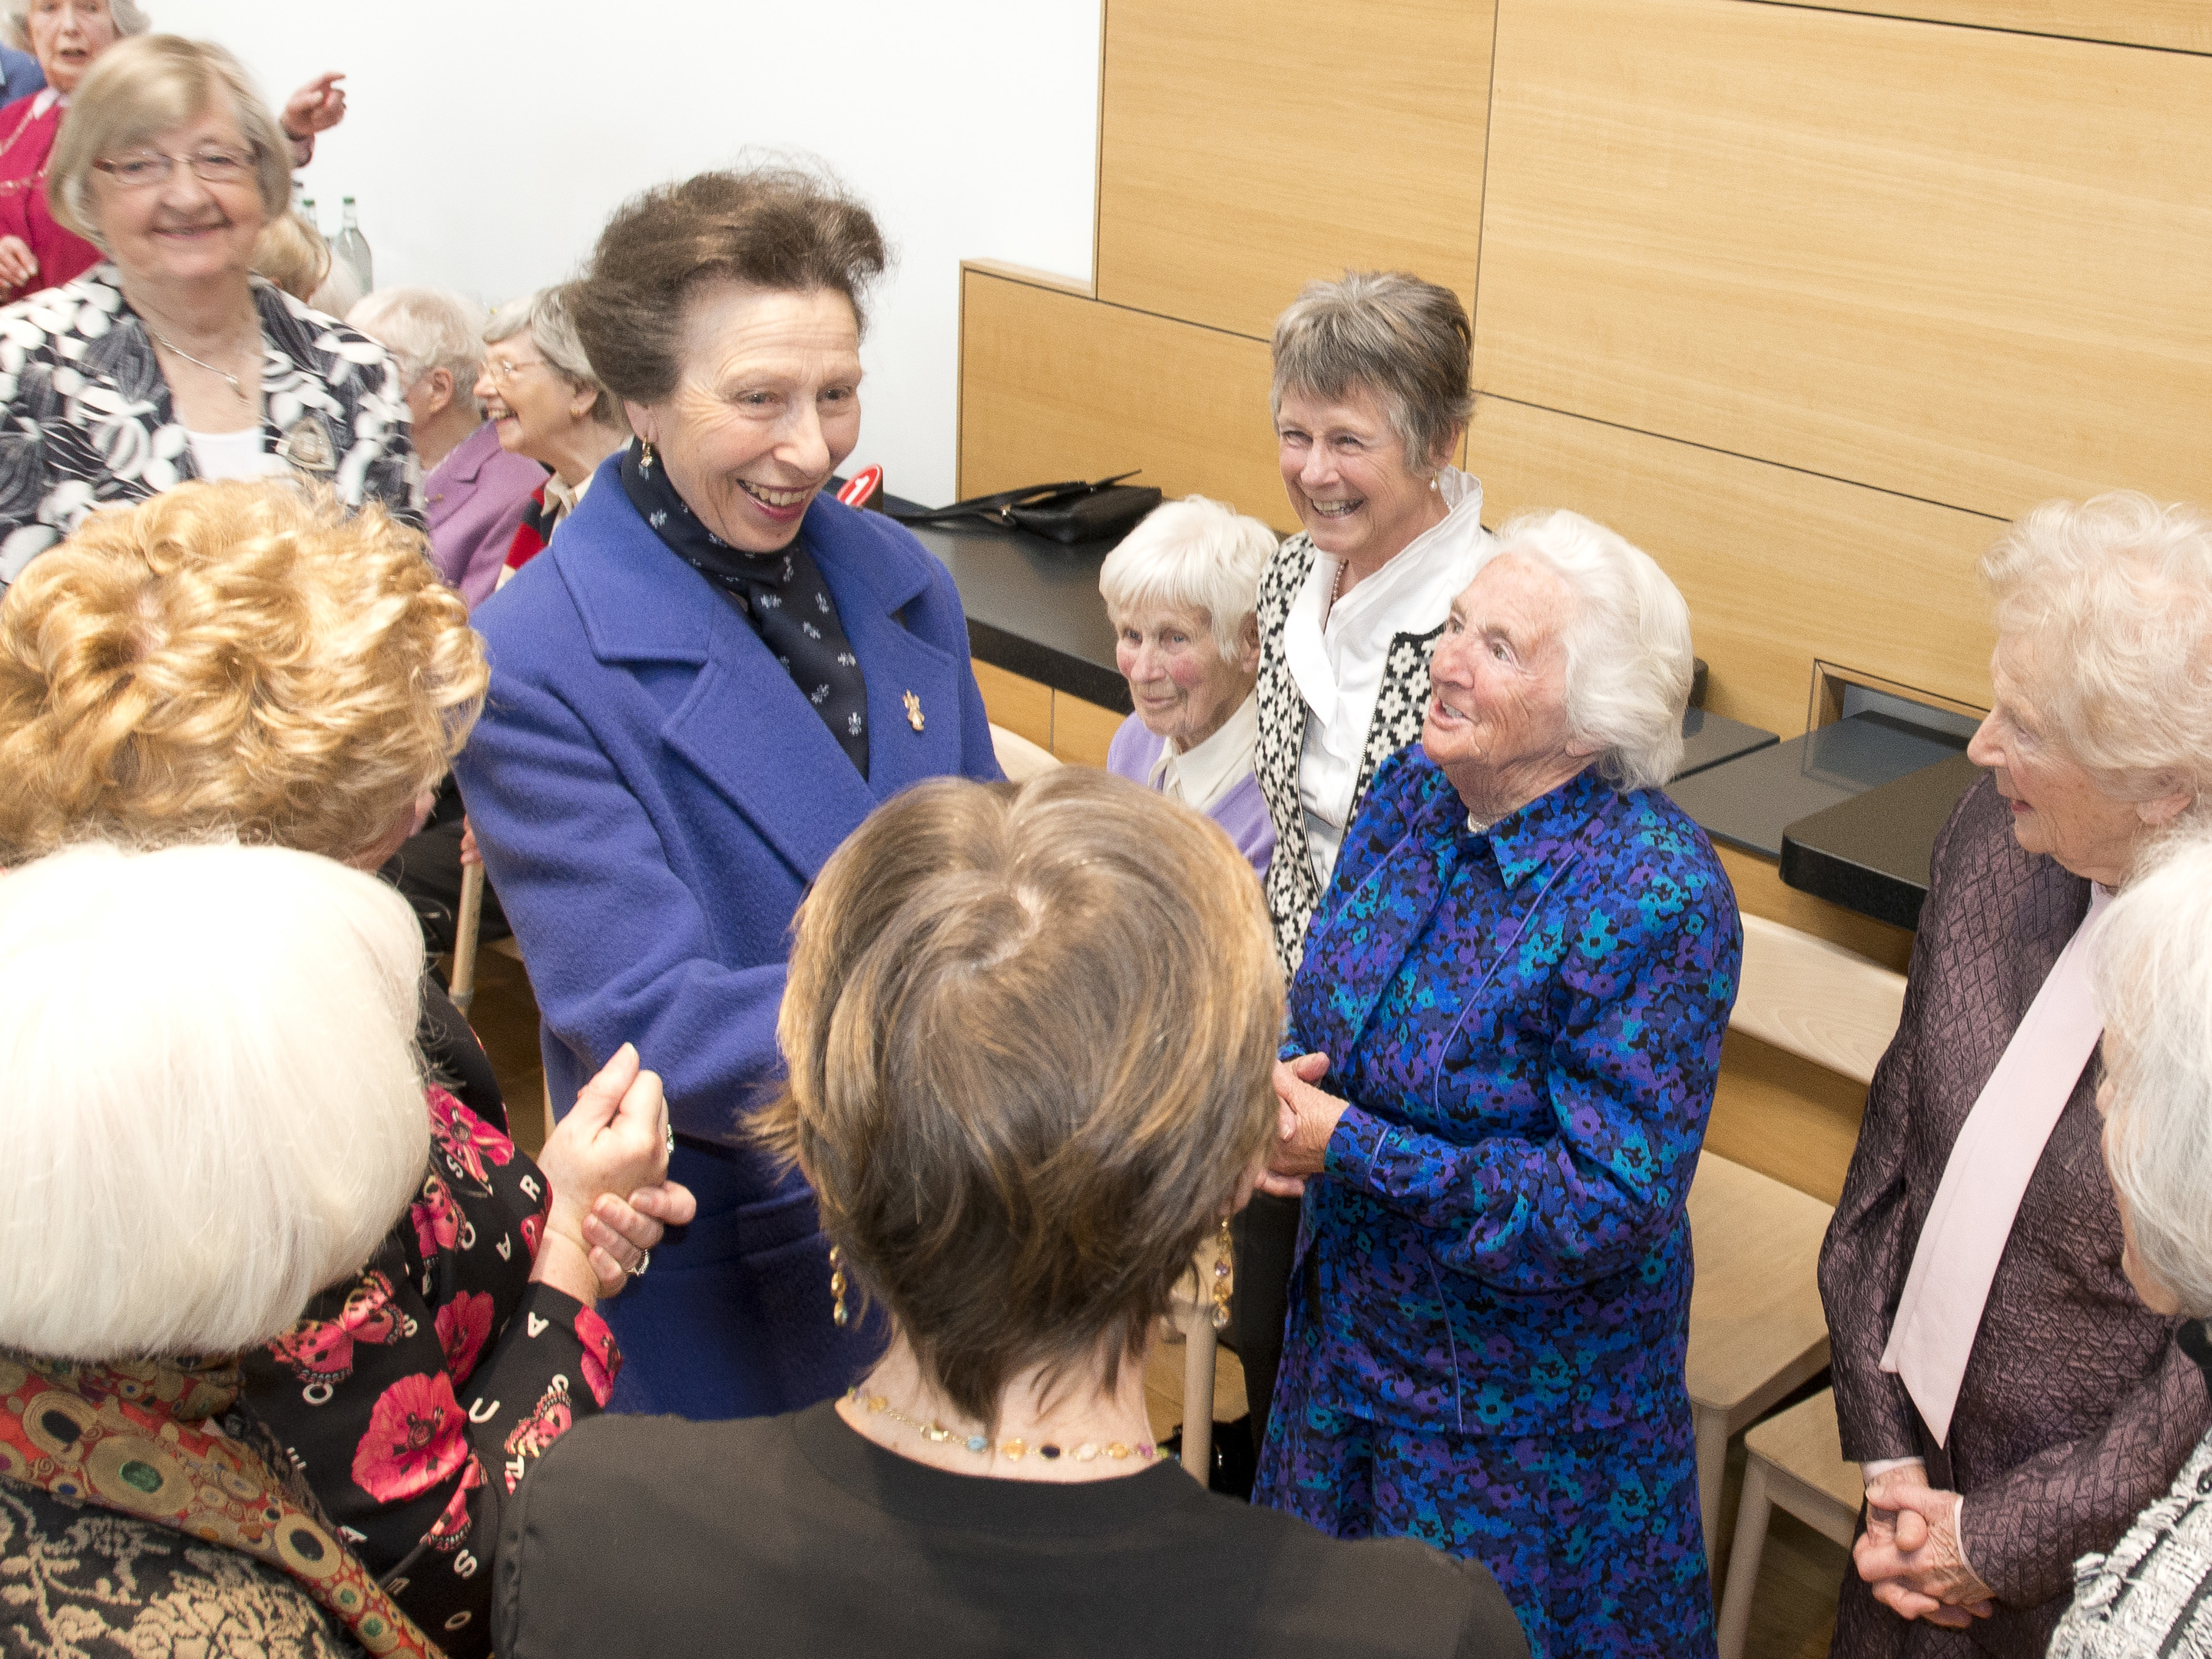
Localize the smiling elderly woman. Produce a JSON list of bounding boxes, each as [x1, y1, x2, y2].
[[477, 283, 628, 584], [0, 34, 415, 586], [454, 165, 1002, 1422], [1254, 509, 1742, 1658], [1102, 493, 1277, 874], [1821, 492, 2212, 1657], [1237, 270, 1492, 1455]]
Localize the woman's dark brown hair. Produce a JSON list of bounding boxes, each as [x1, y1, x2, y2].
[[571, 165, 888, 406], [756, 770, 1283, 1426]]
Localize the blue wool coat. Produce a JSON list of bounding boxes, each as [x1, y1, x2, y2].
[[455, 456, 1001, 1419]]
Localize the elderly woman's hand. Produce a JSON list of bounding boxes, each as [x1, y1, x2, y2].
[[1854, 1465, 1995, 1628], [1259, 1052, 1349, 1197], [578, 1181, 698, 1300], [0, 237, 37, 293], [279, 72, 347, 165], [529, 1043, 674, 1305]]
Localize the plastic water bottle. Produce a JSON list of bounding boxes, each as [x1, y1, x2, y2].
[[300, 194, 317, 230], [333, 197, 373, 293]]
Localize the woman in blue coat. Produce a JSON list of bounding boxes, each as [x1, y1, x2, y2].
[[1256, 511, 1740, 1658], [454, 167, 1001, 1419]]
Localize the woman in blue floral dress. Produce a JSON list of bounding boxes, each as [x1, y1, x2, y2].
[[1254, 508, 1742, 1658]]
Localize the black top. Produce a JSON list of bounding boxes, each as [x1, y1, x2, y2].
[[495, 1401, 1528, 1659]]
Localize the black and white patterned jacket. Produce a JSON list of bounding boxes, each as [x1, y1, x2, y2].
[[1254, 529, 1458, 972], [0, 264, 420, 585]]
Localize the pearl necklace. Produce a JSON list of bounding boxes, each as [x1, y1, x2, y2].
[[845, 1387, 1167, 1466]]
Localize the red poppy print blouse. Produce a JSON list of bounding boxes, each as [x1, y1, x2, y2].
[[243, 1084, 619, 1658]]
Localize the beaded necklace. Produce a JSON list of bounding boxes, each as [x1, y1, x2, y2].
[[844, 1387, 1168, 1465]]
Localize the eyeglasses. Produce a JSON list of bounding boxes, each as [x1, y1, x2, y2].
[[479, 355, 551, 389], [93, 147, 258, 190]]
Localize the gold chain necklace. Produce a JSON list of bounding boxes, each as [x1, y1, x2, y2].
[[845, 1387, 1167, 1466], [146, 322, 256, 403]]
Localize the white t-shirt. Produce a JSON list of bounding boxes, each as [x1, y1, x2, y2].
[[187, 428, 287, 482], [1283, 467, 1491, 887]]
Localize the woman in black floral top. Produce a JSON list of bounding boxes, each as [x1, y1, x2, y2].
[[0, 478, 694, 1656], [0, 35, 417, 590]]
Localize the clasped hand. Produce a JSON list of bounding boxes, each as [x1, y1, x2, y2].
[[1854, 1465, 1995, 1628], [1257, 1051, 1349, 1198], [530, 1042, 697, 1304]]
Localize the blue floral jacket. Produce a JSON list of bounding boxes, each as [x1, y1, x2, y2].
[[1287, 751, 1741, 1439]]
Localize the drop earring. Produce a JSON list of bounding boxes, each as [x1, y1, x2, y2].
[[638, 439, 655, 471], [830, 1244, 849, 1328], [1210, 1217, 1233, 1332]]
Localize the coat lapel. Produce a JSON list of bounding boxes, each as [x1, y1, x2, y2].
[[561, 467, 968, 884]]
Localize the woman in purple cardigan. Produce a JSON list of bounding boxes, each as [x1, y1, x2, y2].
[[1102, 494, 1277, 875]]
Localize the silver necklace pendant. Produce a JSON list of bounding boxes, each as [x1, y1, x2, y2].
[[150, 326, 250, 402]]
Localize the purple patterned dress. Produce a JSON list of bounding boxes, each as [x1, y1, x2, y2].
[[1254, 751, 1740, 1659]]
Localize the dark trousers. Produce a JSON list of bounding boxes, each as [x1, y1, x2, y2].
[[1230, 1190, 1303, 1454]]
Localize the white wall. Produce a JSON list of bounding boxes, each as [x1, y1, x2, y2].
[[154, 0, 1103, 505]]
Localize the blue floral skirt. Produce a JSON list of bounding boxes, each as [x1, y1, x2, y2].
[[1255, 1343, 1716, 1659]]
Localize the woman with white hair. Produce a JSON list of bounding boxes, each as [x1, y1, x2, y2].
[[477, 283, 628, 584], [0, 35, 415, 587], [1821, 492, 2212, 1657], [353, 285, 548, 608], [1256, 509, 1742, 1657], [0, 841, 444, 1657], [0, 478, 687, 1657], [1102, 493, 1277, 874], [2047, 826, 2212, 1654]]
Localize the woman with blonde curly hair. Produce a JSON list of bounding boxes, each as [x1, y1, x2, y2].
[[0, 476, 692, 1659]]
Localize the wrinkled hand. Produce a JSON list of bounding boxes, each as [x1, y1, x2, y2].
[[459, 817, 481, 869], [579, 1181, 697, 1298], [529, 1044, 672, 1305], [1855, 1467, 1995, 1628], [1257, 1051, 1346, 1198], [0, 236, 37, 292], [282, 72, 348, 137]]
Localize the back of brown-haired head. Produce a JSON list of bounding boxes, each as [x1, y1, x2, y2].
[[571, 164, 888, 407], [759, 770, 1283, 1426]]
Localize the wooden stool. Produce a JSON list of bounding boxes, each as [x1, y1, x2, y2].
[[1714, 1388, 1862, 1659], [1685, 1152, 1835, 1567]]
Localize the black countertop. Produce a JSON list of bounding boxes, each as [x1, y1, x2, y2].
[[891, 498, 1132, 714], [1780, 751, 1982, 930], [1665, 712, 1968, 862]]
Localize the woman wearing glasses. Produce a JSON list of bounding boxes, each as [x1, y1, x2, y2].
[[475, 284, 631, 585], [0, 2, 347, 303], [0, 34, 415, 588]]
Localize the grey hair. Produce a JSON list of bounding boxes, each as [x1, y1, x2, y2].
[[1098, 495, 1277, 662], [47, 35, 290, 250], [485, 283, 628, 433], [1982, 492, 2212, 812], [1472, 509, 1692, 791], [1270, 270, 1472, 475], [350, 286, 488, 419], [2, 0, 150, 52], [0, 841, 429, 1359], [2094, 823, 2212, 1317]]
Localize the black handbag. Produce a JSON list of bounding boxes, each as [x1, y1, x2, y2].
[[892, 472, 1162, 545]]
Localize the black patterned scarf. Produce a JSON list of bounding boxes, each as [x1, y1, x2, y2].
[[621, 439, 869, 777]]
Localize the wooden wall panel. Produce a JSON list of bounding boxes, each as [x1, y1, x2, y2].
[[1470, 396, 2000, 740], [972, 659, 1055, 750], [959, 267, 1290, 530], [1477, 0, 2212, 521], [1096, 0, 1495, 343], [1802, 1, 2212, 53]]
